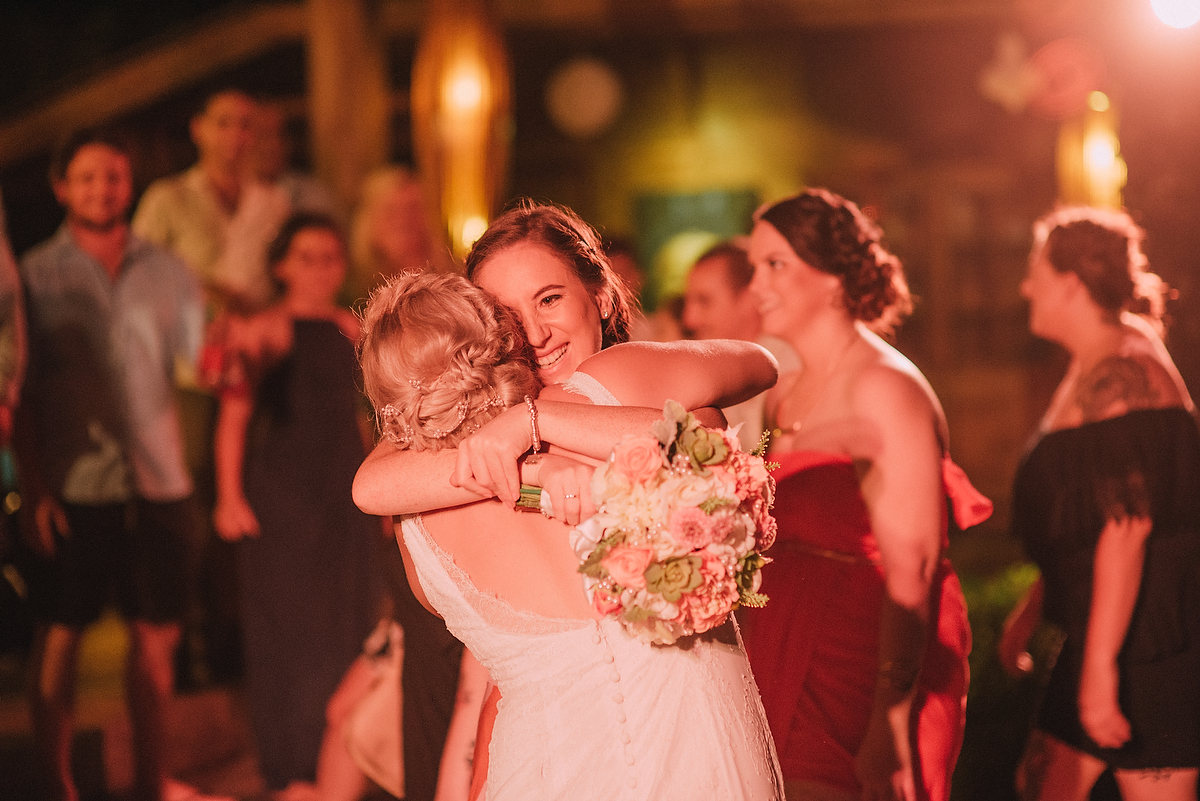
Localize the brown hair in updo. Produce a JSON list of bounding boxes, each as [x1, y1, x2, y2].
[[1033, 206, 1166, 330], [755, 188, 912, 334], [464, 200, 635, 349], [359, 272, 541, 452]]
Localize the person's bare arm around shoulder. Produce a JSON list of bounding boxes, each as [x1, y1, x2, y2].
[[580, 339, 778, 410], [353, 340, 773, 517], [850, 362, 945, 801]]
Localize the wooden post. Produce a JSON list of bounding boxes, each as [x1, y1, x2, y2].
[[306, 0, 391, 212]]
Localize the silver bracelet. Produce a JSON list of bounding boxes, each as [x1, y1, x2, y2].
[[524, 395, 541, 464]]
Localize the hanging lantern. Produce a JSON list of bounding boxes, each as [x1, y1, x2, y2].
[[411, 0, 512, 260], [1056, 91, 1126, 208]]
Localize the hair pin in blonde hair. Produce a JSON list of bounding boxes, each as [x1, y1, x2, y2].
[[379, 391, 509, 446], [379, 403, 414, 445]]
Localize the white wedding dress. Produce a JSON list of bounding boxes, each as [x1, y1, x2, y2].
[[398, 372, 784, 800]]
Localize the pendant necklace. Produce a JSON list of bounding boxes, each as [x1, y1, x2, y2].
[[771, 330, 860, 439]]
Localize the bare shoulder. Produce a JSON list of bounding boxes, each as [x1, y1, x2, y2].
[[571, 341, 658, 403], [850, 359, 937, 422], [577, 340, 661, 375], [578, 339, 774, 409], [1076, 333, 1186, 423], [850, 341, 948, 450]]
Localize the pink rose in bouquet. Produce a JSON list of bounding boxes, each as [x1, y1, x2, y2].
[[686, 551, 742, 631], [612, 435, 664, 484], [593, 587, 623, 616], [600, 545, 655, 589], [754, 504, 778, 551]]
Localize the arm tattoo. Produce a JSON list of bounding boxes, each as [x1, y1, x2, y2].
[[1075, 356, 1162, 422]]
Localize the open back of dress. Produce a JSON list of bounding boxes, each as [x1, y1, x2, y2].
[[399, 370, 783, 800], [401, 515, 784, 800]]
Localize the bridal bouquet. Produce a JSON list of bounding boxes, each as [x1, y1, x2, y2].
[[571, 401, 776, 645]]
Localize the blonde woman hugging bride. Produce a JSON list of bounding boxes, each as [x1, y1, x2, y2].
[[358, 267, 784, 800]]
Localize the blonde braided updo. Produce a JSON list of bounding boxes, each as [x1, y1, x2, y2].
[[359, 271, 541, 451]]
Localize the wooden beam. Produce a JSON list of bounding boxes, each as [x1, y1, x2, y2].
[[0, 0, 1013, 170], [306, 0, 392, 211], [0, 3, 305, 168]]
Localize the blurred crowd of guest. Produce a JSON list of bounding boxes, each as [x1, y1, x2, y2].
[[2, 82, 1197, 801], [2, 87, 459, 801]]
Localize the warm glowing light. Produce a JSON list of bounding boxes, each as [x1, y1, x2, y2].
[[460, 216, 488, 250], [412, 0, 512, 260], [1152, 0, 1200, 28], [447, 69, 484, 111], [1084, 130, 1117, 173], [1056, 98, 1125, 208]]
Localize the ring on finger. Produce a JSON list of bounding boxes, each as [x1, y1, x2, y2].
[[564, 493, 577, 499]]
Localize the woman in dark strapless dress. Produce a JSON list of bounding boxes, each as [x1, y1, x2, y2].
[[213, 214, 382, 793], [738, 189, 991, 801], [1000, 207, 1200, 801]]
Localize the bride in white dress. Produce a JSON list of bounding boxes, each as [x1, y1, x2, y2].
[[359, 271, 785, 800]]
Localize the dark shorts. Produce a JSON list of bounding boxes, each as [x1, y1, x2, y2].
[[27, 496, 194, 627], [1039, 639, 1200, 769]]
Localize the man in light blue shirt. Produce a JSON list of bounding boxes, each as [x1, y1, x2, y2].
[[17, 128, 203, 801]]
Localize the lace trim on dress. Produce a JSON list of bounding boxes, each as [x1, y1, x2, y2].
[[405, 515, 590, 637], [560, 371, 621, 407]]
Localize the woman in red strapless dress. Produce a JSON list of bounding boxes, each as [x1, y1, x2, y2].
[[738, 189, 992, 801]]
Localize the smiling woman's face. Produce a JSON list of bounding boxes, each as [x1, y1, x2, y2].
[[473, 241, 605, 385], [747, 220, 841, 339]]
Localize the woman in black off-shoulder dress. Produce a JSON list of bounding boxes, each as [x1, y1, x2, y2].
[[1000, 207, 1200, 801]]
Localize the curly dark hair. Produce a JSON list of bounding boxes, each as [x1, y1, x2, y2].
[[1033, 206, 1165, 327], [464, 200, 635, 349], [755, 188, 912, 333]]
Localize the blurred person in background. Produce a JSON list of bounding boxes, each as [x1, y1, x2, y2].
[[16, 129, 210, 801], [212, 213, 382, 798], [249, 100, 339, 226], [345, 166, 452, 305], [0, 189, 25, 444], [682, 238, 798, 452], [738, 188, 991, 801], [1000, 207, 1200, 801], [132, 88, 269, 689], [134, 89, 285, 312]]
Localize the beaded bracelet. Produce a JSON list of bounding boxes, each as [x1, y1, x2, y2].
[[524, 395, 541, 464]]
